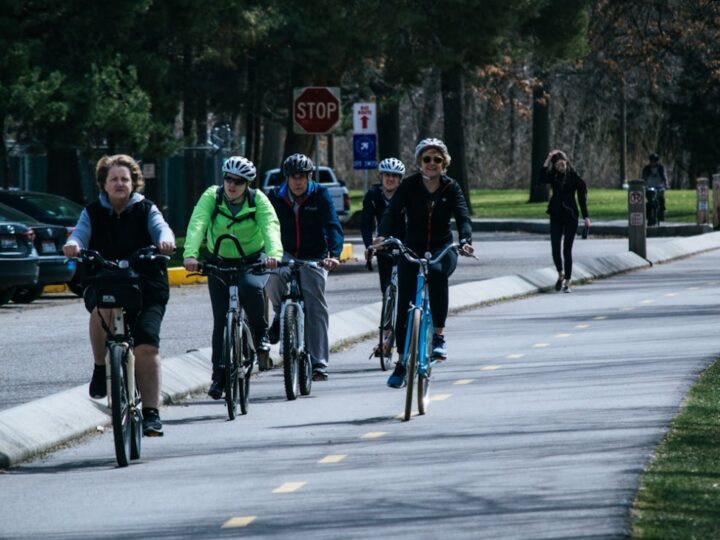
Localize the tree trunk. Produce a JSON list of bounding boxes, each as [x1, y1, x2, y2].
[[508, 86, 516, 173], [183, 44, 197, 226], [46, 143, 84, 203], [529, 84, 550, 203], [418, 69, 441, 138], [378, 94, 400, 159], [0, 114, 11, 189], [260, 119, 284, 173], [283, 72, 313, 158], [619, 76, 627, 188], [327, 134, 335, 168], [441, 66, 471, 213]]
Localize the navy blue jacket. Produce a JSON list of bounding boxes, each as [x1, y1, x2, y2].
[[360, 184, 405, 248], [269, 181, 344, 259]]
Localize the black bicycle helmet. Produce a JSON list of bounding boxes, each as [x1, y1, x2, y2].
[[283, 153, 314, 177], [649, 152, 660, 162]]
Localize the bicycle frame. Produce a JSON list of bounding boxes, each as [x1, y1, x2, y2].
[[401, 259, 434, 377]]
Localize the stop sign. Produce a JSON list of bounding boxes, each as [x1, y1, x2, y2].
[[293, 87, 341, 134]]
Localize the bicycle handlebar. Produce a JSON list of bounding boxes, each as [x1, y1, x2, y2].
[[76, 246, 170, 269], [276, 259, 322, 270], [371, 237, 477, 265]]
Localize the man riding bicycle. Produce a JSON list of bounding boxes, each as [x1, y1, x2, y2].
[[63, 154, 175, 436], [183, 156, 282, 400], [373, 138, 474, 388], [265, 153, 344, 382]]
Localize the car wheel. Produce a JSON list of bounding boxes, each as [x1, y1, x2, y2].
[[0, 288, 16, 306], [12, 285, 44, 304]]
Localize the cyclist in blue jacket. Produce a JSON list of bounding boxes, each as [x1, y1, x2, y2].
[[265, 153, 344, 381]]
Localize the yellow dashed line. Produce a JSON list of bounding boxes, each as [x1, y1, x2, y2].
[[665, 292, 678, 297], [319, 454, 347, 464], [361, 432, 386, 439], [575, 324, 589, 329], [273, 482, 306, 493], [532, 343, 550, 348], [506, 353, 525, 359], [593, 316, 607, 320], [687, 286, 700, 291], [430, 394, 451, 402], [222, 516, 256, 528], [454, 379, 474, 385], [481, 365, 501, 371], [640, 299, 655, 304], [620, 307, 635, 312], [554, 333, 572, 338]]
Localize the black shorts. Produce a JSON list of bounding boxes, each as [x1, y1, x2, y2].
[[127, 302, 166, 348]]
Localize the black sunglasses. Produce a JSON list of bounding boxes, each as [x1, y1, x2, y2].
[[224, 175, 248, 185], [422, 155, 444, 164]]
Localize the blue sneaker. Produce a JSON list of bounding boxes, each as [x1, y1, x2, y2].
[[431, 334, 447, 361], [387, 362, 406, 388]]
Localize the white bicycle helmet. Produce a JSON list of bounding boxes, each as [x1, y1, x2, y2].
[[414, 137, 451, 168], [378, 157, 406, 176], [222, 156, 256, 182]]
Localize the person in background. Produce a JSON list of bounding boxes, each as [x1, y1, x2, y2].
[[183, 156, 282, 399], [265, 153, 344, 382], [641, 152, 669, 221], [540, 149, 590, 293], [63, 154, 175, 436]]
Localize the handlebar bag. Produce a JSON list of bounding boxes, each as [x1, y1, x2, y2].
[[83, 267, 142, 313]]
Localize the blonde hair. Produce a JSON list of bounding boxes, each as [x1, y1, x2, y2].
[[95, 154, 145, 193]]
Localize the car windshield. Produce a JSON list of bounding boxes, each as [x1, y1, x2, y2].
[[0, 202, 37, 224], [22, 194, 83, 220]]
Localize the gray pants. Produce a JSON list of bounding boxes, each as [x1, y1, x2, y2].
[[266, 259, 329, 370]]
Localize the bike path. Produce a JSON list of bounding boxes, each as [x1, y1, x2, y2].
[[2, 233, 720, 468]]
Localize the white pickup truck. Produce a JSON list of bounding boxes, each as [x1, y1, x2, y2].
[[259, 166, 351, 223]]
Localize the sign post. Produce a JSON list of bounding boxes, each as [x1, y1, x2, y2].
[[696, 177, 709, 225], [712, 174, 720, 229], [628, 179, 646, 258], [293, 87, 341, 182], [352, 102, 377, 192]]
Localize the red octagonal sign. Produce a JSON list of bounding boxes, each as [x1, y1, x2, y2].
[[293, 86, 341, 135]]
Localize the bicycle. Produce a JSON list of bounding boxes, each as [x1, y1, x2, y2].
[[367, 249, 399, 371], [275, 259, 322, 400], [189, 234, 267, 420], [375, 237, 474, 421], [78, 246, 168, 467]]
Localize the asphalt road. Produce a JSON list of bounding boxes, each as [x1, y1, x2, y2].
[[1, 245, 718, 539], [0, 233, 680, 411]]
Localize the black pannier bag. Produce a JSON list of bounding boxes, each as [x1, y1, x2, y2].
[[83, 267, 142, 313]]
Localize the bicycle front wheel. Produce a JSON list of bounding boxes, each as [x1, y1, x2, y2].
[[404, 309, 421, 422], [239, 322, 253, 415], [282, 304, 300, 400], [379, 285, 396, 371], [109, 344, 131, 467], [224, 313, 240, 420], [417, 321, 434, 416]]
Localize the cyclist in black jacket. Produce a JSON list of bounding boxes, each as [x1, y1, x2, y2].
[[375, 138, 474, 388], [361, 157, 406, 293], [540, 150, 590, 293]]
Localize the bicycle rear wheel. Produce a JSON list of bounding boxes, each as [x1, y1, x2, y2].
[[239, 322, 253, 415], [224, 313, 240, 420], [282, 304, 300, 400], [109, 344, 131, 467], [404, 309, 421, 421], [379, 285, 396, 371], [417, 321, 434, 415]]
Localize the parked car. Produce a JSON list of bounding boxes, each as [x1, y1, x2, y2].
[[0, 202, 76, 303], [0, 221, 39, 306], [0, 189, 84, 295], [260, 166, 351, 223]]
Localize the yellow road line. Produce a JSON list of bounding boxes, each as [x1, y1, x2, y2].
[[554, 333, 571, 338], [532, 343, 550, 348], [640, 299, 655, 304], [687, 286, 700, 291], [222, 517, 256, 528], [318, 454, 347, 464], [506, 353, 525, 359], [620, 307, 635, 312], [454, 379, 474, 385], [361, 432, 386, 439], [273, 482, 306, 493], [481, 365, 501, 371], [575, 324, 589, 329], [593, 315, 607, 320], [664, 292, 678, 297], [429, 394, 451, 401]]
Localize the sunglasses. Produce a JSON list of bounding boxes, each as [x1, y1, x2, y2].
[[224, 175, 248, 185], [422, 155, 444, 164]]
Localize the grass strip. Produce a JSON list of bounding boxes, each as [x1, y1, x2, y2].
[[631, 357, 720, 538]]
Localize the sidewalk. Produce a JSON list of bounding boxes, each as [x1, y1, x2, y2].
[[3, 232, 720, 468]]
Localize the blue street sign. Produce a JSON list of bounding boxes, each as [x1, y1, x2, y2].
[[353, 134, 377, 170]]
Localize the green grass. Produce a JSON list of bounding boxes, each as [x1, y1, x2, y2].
[[631, 358, 720, 538], [349, 188, 702, 222]]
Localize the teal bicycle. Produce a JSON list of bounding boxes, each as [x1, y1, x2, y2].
[[376, 237, 474, 421]]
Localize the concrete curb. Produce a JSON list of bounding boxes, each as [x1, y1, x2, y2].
[[4, 232, 720, 468]]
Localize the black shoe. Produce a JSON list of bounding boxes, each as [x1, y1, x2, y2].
[[312, 370, 328, 382], [89, 364, 106, 399], [208, 379, 224, 400], [554, 275, 564, 292], [268, 317, 280, 344], [257, 331, 271, 352], [142, 408, 163, 437]]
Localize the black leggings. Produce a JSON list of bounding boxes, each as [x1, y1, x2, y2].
[[208, 266, 268, 368], [550, 215, 578, 278], [394, 249, 458, 356], [376, 253, 395, 293]]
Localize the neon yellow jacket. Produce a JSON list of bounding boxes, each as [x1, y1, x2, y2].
[[183, 186, 283, 260]]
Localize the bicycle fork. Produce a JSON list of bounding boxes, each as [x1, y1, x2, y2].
[[104, 310, 137, 410]]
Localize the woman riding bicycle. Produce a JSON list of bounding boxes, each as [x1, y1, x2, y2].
[[183, 156, 282, 400], [374, 138, 474, 388], [63, 154, 175, 436]]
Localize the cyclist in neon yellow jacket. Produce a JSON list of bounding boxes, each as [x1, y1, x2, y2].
[[183, 156, 283, 399]]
